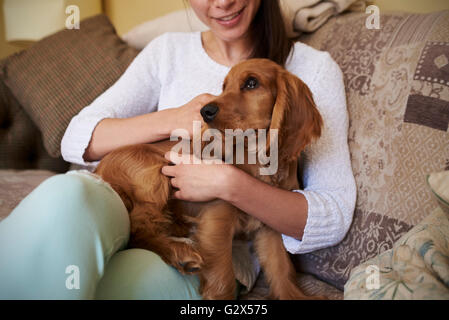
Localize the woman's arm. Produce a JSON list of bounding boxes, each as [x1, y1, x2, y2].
[[220, 166, 309, 239], [62, 34, 215, 165], [61, 36, 163, 165], [83, 110, 176, 161], [162, 158, 307, 239], [83, 94, 213, 161]]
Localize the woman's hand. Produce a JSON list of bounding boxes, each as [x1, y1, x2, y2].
[[172, 93, 216, 137], [161, 150, 308, 239], [161, 151, 235, 202]]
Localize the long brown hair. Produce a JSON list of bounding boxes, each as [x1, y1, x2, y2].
[[249, 0, 294, 66]]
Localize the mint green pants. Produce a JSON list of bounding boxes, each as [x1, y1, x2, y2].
[[0, 172, 202, 300]]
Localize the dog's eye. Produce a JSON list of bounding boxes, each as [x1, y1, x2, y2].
[[243, 77, 259, 90]]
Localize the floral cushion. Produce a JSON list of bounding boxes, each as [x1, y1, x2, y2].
[[344, 205, 449, 299], [344, 170, 449, 299]]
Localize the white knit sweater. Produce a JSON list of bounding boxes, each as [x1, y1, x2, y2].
[[61, 32, 356, 255]]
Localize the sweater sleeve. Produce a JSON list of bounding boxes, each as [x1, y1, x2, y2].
[[282, 52, 356, 254], [60, 35, 165, 166]]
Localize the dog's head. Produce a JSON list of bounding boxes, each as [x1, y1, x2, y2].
[[201, 58, 323, 163]]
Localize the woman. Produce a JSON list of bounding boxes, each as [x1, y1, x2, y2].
[[0, 0, 356, 299]]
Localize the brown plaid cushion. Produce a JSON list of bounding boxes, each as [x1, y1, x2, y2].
[[0, 64, 68, 171], [295, 10, 449, 290], [0, 14, 139, 157]]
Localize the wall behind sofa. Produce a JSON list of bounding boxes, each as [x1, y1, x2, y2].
[[0, 0, 102, 59], [104, 0, 185, 36], [0, 0, 26, 60]]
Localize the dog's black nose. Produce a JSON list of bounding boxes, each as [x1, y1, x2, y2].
[[200, 103, 219, 123]]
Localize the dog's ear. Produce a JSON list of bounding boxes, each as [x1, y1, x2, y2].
[[268, 70, 323, 162]]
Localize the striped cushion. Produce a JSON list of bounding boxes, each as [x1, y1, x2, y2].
[[0, 14, 139, 157]]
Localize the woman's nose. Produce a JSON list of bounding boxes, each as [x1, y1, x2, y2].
[[212, 0, 236, 10], [201, 103, 219, 123]]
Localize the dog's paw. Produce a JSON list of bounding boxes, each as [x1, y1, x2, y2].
[[176, 249, 203, 275], [168, 237, 204, 275]]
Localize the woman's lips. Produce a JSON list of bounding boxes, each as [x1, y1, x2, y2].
[[213, 7, 245, 27]]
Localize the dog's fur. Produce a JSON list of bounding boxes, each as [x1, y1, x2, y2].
[[95, 58, 323, 299]]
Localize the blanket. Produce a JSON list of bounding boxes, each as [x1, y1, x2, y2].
[[281, 0, 366, 36]]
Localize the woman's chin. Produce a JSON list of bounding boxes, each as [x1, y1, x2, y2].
[[212, 26, 251, 43]]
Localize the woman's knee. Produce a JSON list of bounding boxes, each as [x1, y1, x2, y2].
[[95, 249, 202, 300], [20, 172, 127, 222], [4, 172, 130, 248], [38, 173, 118, 211], [0, 173, 130, 299]]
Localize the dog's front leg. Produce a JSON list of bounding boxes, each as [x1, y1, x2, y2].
[[196, 203, 238, 300], [254, 226, 309, 300]]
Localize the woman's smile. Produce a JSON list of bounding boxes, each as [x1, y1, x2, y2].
[[213, 6, 245, 27]]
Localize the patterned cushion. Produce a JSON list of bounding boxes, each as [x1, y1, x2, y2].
[[294, 10, 449, 290], [0, 14, 139, 157]]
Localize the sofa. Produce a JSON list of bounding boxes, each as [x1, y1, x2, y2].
[[0, 10, 448, 300]]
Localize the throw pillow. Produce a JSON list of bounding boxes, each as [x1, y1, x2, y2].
[[0, 14, 139, 157]]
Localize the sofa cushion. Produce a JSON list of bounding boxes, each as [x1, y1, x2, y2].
[[0, 70, 69, 172], [294, 10, 449, 290], [0, 170, 56, 221], [0, 14, 139, 158]]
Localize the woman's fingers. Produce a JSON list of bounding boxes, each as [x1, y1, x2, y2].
[[164, 151, 204, 166], [173, 190, 183, 200], [164, 151, 193, 165], [170, 178, 179, 188], [161, 165, 176, 177]]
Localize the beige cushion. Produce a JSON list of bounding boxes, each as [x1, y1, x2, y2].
[[122, 7, 208, 50]]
